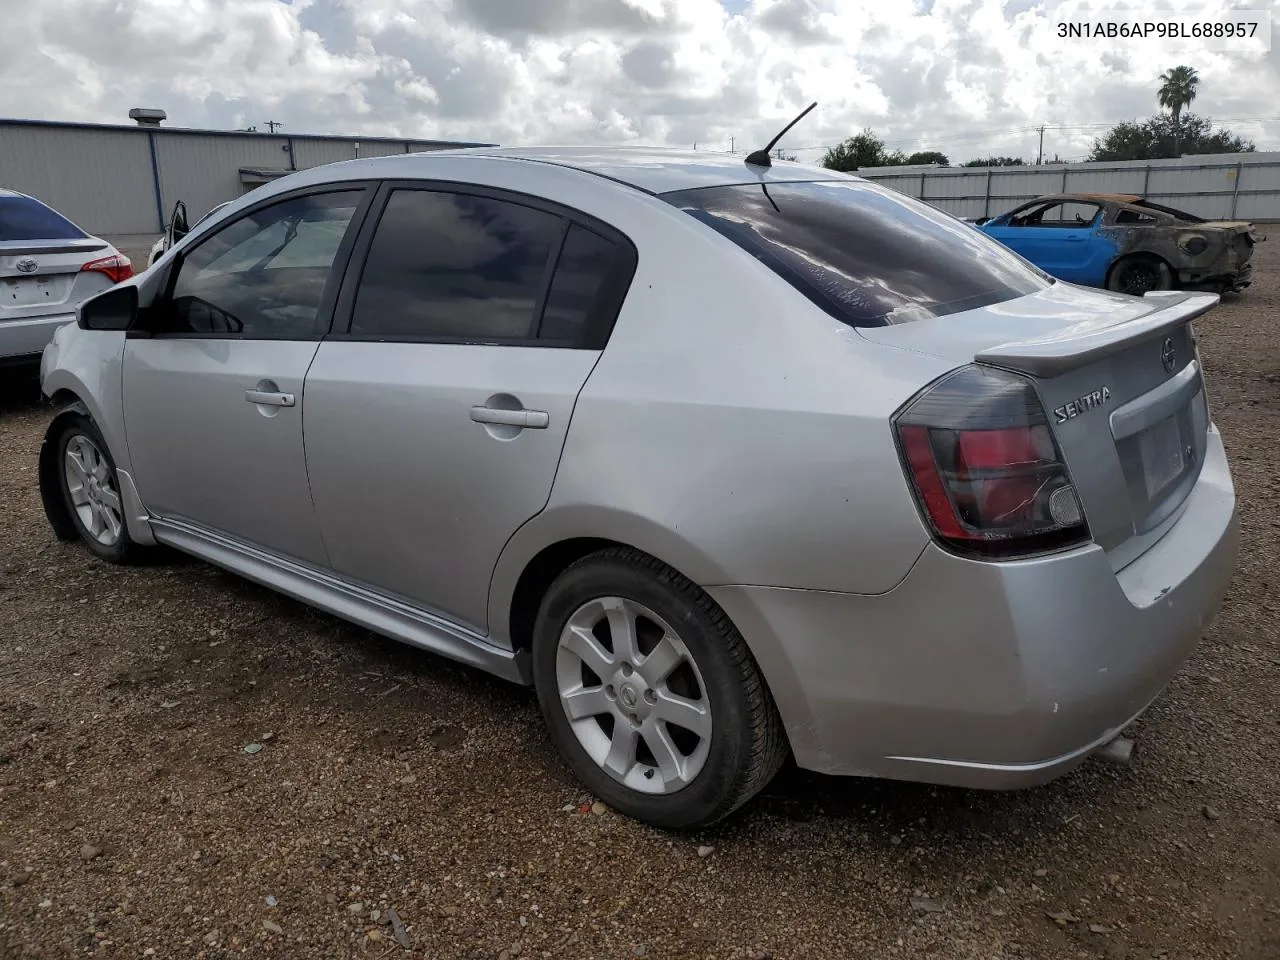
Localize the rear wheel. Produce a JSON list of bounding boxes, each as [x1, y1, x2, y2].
[[54, 416, 144, 563], [1106, 255, 1173, 295], [531, 548, 787, 830]]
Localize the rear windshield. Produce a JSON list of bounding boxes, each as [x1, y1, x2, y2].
[[0, 195, 87, 242], [664, 180, 1050, 327]]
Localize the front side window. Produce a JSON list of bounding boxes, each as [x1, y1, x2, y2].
[[1011, 201, 1101, 227], [164, 190, 361, 338], [665, 180, 1050, 327], [350, 189, 566, 342]]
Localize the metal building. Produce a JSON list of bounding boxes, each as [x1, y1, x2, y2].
[[0, 116, 492, 236]]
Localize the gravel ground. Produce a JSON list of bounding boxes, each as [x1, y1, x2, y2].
[[1, 248, 1278, 960]]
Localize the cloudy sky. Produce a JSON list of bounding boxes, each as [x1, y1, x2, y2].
[[3, 0, 1278, 163]]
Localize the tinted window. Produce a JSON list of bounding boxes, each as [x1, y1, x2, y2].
[[351, 190, 564, 341], [0, 195, 86, 241], [538, 225, 618, 342], [665, 180, 1049, 327], [165, 191, 360, 338]]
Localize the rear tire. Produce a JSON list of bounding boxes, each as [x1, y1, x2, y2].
[[52, 415, 146, 564], [1106, 255, 1173, 295], [531, 548, 787, 830]]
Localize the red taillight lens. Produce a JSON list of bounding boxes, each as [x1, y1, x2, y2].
[[81, 253, 133, 284], [894, 365, 1089, 559]]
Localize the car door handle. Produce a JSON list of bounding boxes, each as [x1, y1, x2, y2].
[[470, 405, 550, 429], [245, 389, 296, 407]]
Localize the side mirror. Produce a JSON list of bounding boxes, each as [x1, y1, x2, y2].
[[77, 284, 138, 332]]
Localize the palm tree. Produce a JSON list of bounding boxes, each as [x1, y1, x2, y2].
[[1158, 65, 1199, 157], [1158, 65, 1199, 122]]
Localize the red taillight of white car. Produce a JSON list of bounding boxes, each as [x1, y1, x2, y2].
[[81, 253, 133, 284], [894, 364, 1090, 559]]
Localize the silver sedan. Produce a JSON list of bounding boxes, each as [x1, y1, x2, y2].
[[1, 188, 131, 365], [37, 148, 1238, 829]]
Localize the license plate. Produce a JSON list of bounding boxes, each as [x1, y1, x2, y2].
[[1139, 415, 1185, 500], [4, 276, 63, 306]]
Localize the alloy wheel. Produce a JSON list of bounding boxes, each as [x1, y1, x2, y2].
[[555, 596, 713, 795], [63, 434, 124, 547]]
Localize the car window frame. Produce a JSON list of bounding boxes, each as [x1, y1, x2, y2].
[[147, 182, 378, 343], [1109, 205, 1162, 226], [1008, 200, 1102, 229], [329, 179, 638, 351]]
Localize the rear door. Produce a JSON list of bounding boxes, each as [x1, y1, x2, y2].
[[122, 185, 371, 564], [303, 183, 636, 633]]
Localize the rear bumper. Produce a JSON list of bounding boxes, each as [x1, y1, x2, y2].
[[709, 425, 1238, 788], [1178, 259, 1252, 291], [0, 313, 76, 361]]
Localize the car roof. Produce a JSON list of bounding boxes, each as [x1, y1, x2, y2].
[[1031, 193, 1142, 205], [395, 146, 849, 195]]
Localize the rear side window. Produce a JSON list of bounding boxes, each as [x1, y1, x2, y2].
[[351, 189, 564, 342], [664, 180, 1050, 327], [0, 195, 87, 241], [538, 224, 619, 343]]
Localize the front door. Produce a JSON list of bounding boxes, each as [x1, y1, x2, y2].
[[303, 185, 634, 632], [123, 186, 369, 564], [984, 200, 1105, 284]]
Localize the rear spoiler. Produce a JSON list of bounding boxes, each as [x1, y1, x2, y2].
[[974, 290, 1219, 378], [0, 240, 108, 256]]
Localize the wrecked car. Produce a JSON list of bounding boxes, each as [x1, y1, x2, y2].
[[976, 193, 1262, 295]]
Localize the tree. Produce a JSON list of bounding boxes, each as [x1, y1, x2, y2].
[[1158, 65, 1200, 155], [1158, 65, 1199, 123], [961, 156, 1026, 167], [904, 150, 949, 166], [1088, 113, 1254, 161], [820, 130, 906, 171]]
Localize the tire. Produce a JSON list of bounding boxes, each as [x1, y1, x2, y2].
[[52, 414, 145, 564], [531, 547, 788, 830], [1106, 255, 1173, 295]]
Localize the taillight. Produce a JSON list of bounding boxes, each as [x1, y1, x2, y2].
[[81, 253, 133, 284], [893, 364, 1090, 559]]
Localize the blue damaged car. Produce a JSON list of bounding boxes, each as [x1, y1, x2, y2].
[[976, 193, 1261, 295]]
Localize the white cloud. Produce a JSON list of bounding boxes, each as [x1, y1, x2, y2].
[[1, 0, 1277, 163]]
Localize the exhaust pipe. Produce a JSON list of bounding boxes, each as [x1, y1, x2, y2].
[[1094, 734, 1134, 765]]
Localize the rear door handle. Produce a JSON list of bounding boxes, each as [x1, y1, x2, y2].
[[245, 389, 296, 407], [470, 405, 550, 429]]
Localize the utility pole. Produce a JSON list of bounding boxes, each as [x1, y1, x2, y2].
[[264, 120, 283, 134], [730, 135, 735, 153], [1037, 125, 1045, 165]]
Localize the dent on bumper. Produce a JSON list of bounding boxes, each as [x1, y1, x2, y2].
[[709, 427, 1238, 788]]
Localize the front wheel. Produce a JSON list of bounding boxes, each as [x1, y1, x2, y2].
[[53, 415, 144, 563], [1106, 255, 1173, 296], [531, 548, 788, 830]]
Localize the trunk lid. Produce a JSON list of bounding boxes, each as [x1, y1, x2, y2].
[[861, 282, 1217, 571], [0, 238, 111, 318]]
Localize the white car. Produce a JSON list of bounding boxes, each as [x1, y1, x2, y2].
[[1, 188, 131, 365]]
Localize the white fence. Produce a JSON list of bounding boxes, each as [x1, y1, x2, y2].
[[857, 153, 1280, 222]]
